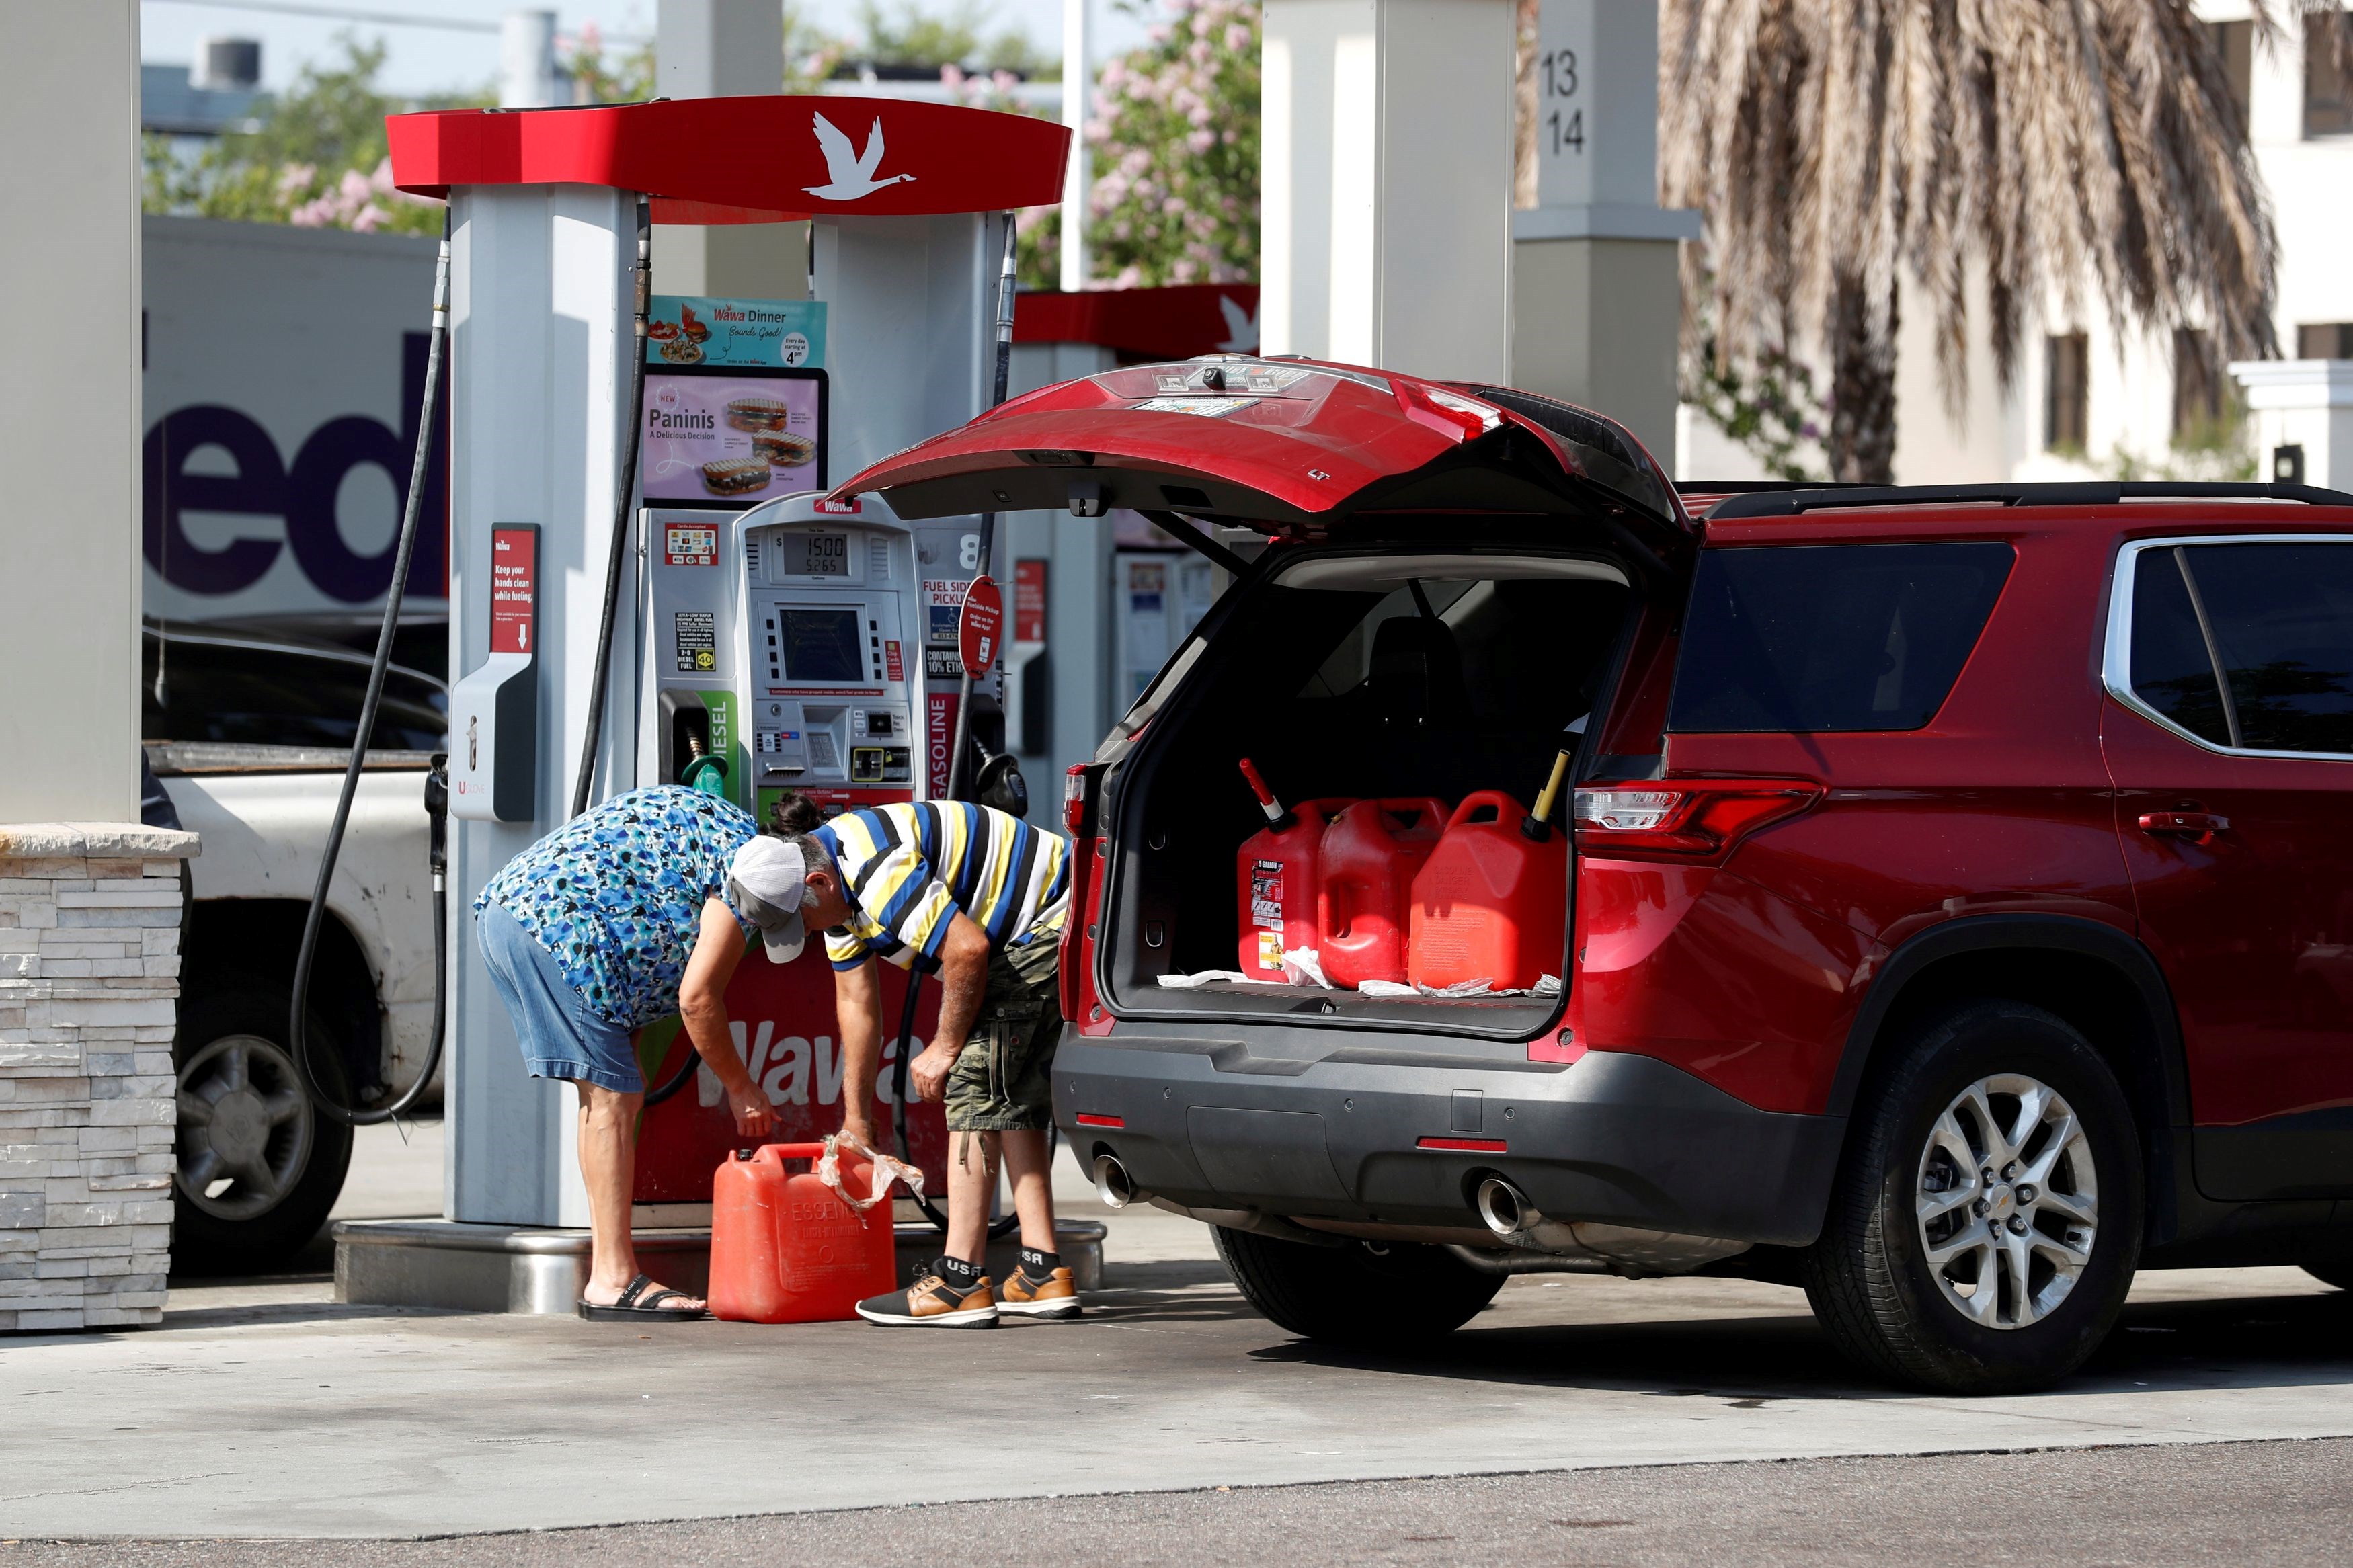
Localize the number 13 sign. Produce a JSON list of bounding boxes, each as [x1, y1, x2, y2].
[[1533, 0, 1660, 212]]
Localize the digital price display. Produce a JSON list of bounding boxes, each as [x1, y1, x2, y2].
[[785, 532, 850, 577]]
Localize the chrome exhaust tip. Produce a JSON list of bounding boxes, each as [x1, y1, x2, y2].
[[1092, 1153, 1138, 1210], [1476, 1175, 1533, 1239]]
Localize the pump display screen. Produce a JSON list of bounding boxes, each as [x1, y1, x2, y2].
[[783, 532, 850, 577], [777, 608, 864, 683]]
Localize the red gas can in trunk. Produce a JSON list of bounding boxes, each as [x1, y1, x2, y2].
[[1318, 797, 1449, 987], [1234, 757, 1353, 981], [1408, 791, 1568, 993], [708, 1141, 898, 1323]]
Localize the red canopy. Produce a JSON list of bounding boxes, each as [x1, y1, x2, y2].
[[1014, 285, 1261, 360], [385, 95, 1069, 218]]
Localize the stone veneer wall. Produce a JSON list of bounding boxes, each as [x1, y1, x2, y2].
[[0, 823, 198, 1332]]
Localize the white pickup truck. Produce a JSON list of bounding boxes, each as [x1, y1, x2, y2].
[[145, 622, 446, 1271]]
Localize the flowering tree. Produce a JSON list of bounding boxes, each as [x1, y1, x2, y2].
[[143, 38, 461, 236], [1014, 0, 1257, 290]]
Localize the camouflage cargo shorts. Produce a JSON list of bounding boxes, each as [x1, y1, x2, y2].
[[943, 932, 1064, 1132]]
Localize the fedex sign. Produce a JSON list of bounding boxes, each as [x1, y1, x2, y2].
[[141, 215, 450, 623], [144, 329, 447, 606]]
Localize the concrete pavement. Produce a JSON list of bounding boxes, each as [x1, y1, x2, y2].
[[5, 1113, 2346, 1542]]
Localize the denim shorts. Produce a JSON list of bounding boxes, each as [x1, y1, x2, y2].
[[477, 901, 644, 1094]]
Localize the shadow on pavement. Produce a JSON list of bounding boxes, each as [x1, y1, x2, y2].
[[1239, 1283, 2353, 1401], [1097, 1258, 1234, 1291]]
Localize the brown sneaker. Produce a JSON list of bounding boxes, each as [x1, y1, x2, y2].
[[997, 1266, 1082, 1319], [855, 1271, 999, 1328]]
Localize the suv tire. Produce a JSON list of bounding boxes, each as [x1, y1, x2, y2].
[[1213, 1225, 1503, 1348], [1802, 1000, 2143, 1394], [172, 983, 355, 1276]]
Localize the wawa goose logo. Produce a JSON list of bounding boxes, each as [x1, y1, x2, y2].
[[805, 112, 918, 201]]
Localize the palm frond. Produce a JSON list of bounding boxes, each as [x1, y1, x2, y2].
[[1663, 0, 2296, 481]]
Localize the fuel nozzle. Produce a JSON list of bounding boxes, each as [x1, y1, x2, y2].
[[424, 752, 450, 890], [1238, 756, 1295, 831], [681, 733, 730, 796], [1522, 747, 1573, 842]]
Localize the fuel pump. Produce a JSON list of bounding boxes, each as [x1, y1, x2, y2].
[[337, 95, 1068, 1299]]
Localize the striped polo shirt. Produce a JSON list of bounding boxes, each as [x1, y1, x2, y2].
[[813, 802, 1070, 973]]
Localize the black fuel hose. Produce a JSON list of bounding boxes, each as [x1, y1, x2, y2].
[[569, 195, 654, 820], [290, 214, 452, 1126], [887, 972, 956, 1230]]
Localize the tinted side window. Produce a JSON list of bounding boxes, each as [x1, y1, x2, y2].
[[143, 638, 448, 750], [1671, 542, 2015, 733], [2180, 542, 2353, 755], [2127, 548, 2233, 746]]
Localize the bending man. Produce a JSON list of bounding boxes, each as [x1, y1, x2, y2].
[[764, 791, 1078, 1328]]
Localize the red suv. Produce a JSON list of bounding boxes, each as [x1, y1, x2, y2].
[[838, 356, 2353, 1394]]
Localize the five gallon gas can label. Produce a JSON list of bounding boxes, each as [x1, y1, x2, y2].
[[1250, 860, 1285, 929]]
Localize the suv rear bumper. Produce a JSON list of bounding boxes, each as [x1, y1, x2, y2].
[[1051, 1030, 1844, 1248]]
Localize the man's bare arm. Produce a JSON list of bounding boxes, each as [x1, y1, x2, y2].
[[910, 913, 993, 1103], [834, 957, 883, 1144]]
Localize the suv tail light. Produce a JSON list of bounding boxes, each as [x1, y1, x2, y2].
[[1572, 779, 1823, 863], [1063, 763, 1092, 833], [1395, 382, 1503, 442]]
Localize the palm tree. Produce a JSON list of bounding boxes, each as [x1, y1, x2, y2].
[[1661, 1, 2350, 484]]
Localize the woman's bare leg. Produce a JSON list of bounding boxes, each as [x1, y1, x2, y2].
[[576, 1081, 702, 1309]]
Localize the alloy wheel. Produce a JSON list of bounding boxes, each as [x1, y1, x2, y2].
[[175, 1033, 315, 1221], [1914, 1072, 2099, 1330]]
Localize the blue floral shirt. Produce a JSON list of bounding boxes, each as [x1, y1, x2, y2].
[[475, 786, 758, 1028]]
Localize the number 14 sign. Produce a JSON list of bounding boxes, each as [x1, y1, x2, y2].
[[1533, 0, 1660, 212]]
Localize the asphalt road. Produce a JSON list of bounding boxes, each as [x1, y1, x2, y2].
[[6, 1438, 2348, 1566]]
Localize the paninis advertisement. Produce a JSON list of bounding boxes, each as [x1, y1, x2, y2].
[[640, 371, 826, 506]]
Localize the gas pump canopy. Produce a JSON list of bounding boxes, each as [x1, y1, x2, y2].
[[386, 95, 1070, 221]]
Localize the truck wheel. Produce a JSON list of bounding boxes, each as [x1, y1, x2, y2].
[[172, 985, 355, 1276], [1213, 1225, 1503, 1349], [1801, 1000, 2143, 1395]]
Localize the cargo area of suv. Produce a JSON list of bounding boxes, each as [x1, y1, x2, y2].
[[1102, 542, 1634, 1033]]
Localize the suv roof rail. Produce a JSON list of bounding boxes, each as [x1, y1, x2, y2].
[[1673, 479, 1870, 495], [1709, 479, 2353, 519]]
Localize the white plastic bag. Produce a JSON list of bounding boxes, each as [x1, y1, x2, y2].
[[1280, 946, 1334, 989], [817, 1130, 924, 1210]]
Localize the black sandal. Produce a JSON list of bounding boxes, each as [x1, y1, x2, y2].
[[577, 1272, 709, 1321]]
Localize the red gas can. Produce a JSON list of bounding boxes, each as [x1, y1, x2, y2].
[[1317, 797, 1449, 987], [1408, 791, 1568, 993], [1234, 757, 1354, 981], [708, 1141, 898, 1323]]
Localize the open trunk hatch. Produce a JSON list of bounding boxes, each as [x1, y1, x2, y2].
[[830, 356, 1694, 570]]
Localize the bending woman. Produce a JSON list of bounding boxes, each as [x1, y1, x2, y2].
[[472, 785, 811, 1319]]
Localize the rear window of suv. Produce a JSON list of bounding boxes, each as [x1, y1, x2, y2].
[[1671, 542, 2015, 733]]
